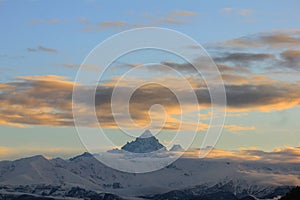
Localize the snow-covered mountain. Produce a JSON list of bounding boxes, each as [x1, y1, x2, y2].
[[0, 132, 299, 199], [0, 153, 299, 199]]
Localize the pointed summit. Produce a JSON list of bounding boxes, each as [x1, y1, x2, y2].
[[121, 130, 166, 153], [170, 144, 184, 152], [140, 129, 153, 138]]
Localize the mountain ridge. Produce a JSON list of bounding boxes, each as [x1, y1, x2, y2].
[[0, 153, 299, 199]]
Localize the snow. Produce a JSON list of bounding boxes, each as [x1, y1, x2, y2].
[[0, 132, 299, 198], [1, 154, 299, 198]]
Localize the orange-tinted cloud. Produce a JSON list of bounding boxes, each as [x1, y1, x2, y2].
[[0, 146, 83, 160], [224, 125, 255, 131], [0, 75, 74, 127], [184, 146, 300, 163], [81, 10, 198, 32], [1, 74, 300, 128]]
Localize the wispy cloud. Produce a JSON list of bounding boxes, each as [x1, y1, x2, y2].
[[214, 52, 274, 63], [62, 64, 99, 70], [206, 30, 300, 72], [224, 125, 255, 131], [184, 146, 300, 163], [81, 10, 198, 32], [0, 146, 82, 160], [217, 29, 300, 49], [82, 21, 130, 32], [27, 46, 58, 53], [221, 7, 234, 13], [220, 7, 254, 17], [160, 17, 184, 25], [30, 19, 62, 24], [169, 10, 198, 17], [99, 21, 125, 28]]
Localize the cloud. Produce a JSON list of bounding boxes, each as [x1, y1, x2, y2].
[[220, 8, 253, 16], [223, 83, 300, 111], [63, 64, 78, 69], [161, 17, 184, 25], [99, 21, 125, 27], [0, 75, 74, 127], [224, 125, 255, 131], [218, 30, 300, 49], [160, 10, 197, 25], [207, 30, 300, 72], [216, 63, 251, 74], [184, 146, 300, 163], [27, 46, 58, 53], [81, 10, 198, 32], [149, 61, 251, 75], [82, 21, 133, 32], [221, 7, 234, 13], [63, 64, 99, 70], [214, 52, 275, 64], [1, 73, 300, 128], [1, 75, 199, 129], [169, 10, 197, 17], [0, 146, 82, 160], [280, 49, 300, 69], [30, 19, 62, 24]]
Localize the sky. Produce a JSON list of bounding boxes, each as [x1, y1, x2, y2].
[[0, 0, 300, 160]]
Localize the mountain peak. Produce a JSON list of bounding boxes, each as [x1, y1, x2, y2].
[[17, 155, 48, 162], [69, 152, 93, 161], [139, 129, 153, 138], [121, 130, 166, 153], [170, 144, 184, 152]]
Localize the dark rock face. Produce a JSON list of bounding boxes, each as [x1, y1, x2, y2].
[[0, 186, 125, 200], [145, 190, 238, 200], [121, 130, 166, 153], [239, 196, 257, 200], [199, 191, 239, 200], [279, 186, 300, 200], [1, 194, 55, 200], [66, 187, 124, 200]]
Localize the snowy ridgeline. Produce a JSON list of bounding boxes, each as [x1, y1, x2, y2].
[[0, 153, 299, 199], [0, 131, 299, 199]]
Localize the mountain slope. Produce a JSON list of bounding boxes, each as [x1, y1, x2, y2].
[[0, 155, 99, 189]]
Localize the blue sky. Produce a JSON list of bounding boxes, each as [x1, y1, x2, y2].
[[1, 0, 300, 160]]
